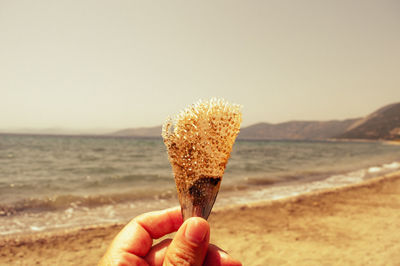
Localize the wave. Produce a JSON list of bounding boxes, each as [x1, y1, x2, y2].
[[2, 161, 399, 218], [98, 173, 172, 184], [243, 161, 400, 188], [0, 173, 173, 192], [0, 188, 176, 217], [243, 169, 337, 186], [0, 182, 251, 217]]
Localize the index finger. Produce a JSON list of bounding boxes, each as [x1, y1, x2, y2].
[[112, 207, 183, 256], [135, 206, 183, 239]]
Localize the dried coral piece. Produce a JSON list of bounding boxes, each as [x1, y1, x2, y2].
[[162, 98, 242, 220]]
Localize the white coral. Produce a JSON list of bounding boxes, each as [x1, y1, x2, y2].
[[162, 98, 242, 187]]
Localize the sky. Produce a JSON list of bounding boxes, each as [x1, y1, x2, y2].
[[1, 0, 399, 132]]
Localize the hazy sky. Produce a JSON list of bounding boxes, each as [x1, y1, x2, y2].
[[1, 0, 399, 131]]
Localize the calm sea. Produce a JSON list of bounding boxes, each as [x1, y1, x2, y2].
[[1, 134, 399, 235]]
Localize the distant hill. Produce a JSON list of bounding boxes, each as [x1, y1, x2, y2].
[[108, 119, 359, 140], [109, 126, 162, 138], [238, 119, 359, 140], [3, 103, 398, 141], [337, 102, 400, 140], [106, 102, 400, 141], [0, 127, 110, 135]]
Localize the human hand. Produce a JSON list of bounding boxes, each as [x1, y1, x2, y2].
[[98, 207, 241, 266]]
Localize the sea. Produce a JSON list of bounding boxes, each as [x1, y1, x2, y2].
[[1, 134, 400, 236]]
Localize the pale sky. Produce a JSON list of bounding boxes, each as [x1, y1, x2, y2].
[[1, 0, 399, 131]]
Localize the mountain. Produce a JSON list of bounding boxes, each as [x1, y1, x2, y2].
[[238, 119, 359, 140], [109, 126, 162, 138], [0, 127, 110, 135], [337, 102, 400, 140], [108, 119, 359, 140], [105, 102, 400, 141]]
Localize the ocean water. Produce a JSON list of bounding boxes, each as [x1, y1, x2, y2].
[[0, 134, 400, 235]]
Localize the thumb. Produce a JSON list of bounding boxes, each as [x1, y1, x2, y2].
[[163, 217, 210, 266]]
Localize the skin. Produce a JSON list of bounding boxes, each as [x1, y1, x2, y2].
[[98, 207, 242, 266]]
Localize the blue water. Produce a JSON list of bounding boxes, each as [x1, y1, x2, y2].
[[0, 134, 399, 235]]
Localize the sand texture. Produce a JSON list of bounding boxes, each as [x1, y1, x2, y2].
[[1, 171, 400, 265]]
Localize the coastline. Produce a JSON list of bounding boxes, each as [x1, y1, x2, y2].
[[1, 170, 400, 265], [384, 140, 400, 146], [328, 137, 400, 146]]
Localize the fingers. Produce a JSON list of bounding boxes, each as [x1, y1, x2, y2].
[[204, 244, 242, 266], [111, 220, 153, 257], [98, 250, 149, 266], [111, 207, 183, 257], [163, 217, 210, 266], [144, 239, 172, 266], [146, 241, 242, 266], [135, 207, 183, 239], [100, 208, 242, 266]]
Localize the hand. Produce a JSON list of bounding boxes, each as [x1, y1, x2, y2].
[[98, 207, 241, 266]]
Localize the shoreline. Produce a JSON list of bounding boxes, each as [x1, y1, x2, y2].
[[328, 137, 400, 146], [2, 158, 399, 237], [1, 170, 400, 265], [384, 140, 400, 146]]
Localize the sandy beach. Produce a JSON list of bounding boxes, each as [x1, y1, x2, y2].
[[1, 171, 400, 266]]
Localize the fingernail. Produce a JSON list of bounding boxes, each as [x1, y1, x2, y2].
[[184, 218, 208, 244], [218, 251, 242, 266], [218, 250, 229, 259]]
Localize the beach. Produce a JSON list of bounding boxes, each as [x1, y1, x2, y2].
[[3, 135, 400, 237], [1, 170, 400, 265], [1, 0, 399, 264]]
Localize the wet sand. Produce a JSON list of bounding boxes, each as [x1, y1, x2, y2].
[[1, 171, 400, 265]]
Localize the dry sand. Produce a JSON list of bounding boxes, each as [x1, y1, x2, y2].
[[1, 171, 400, 266]]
